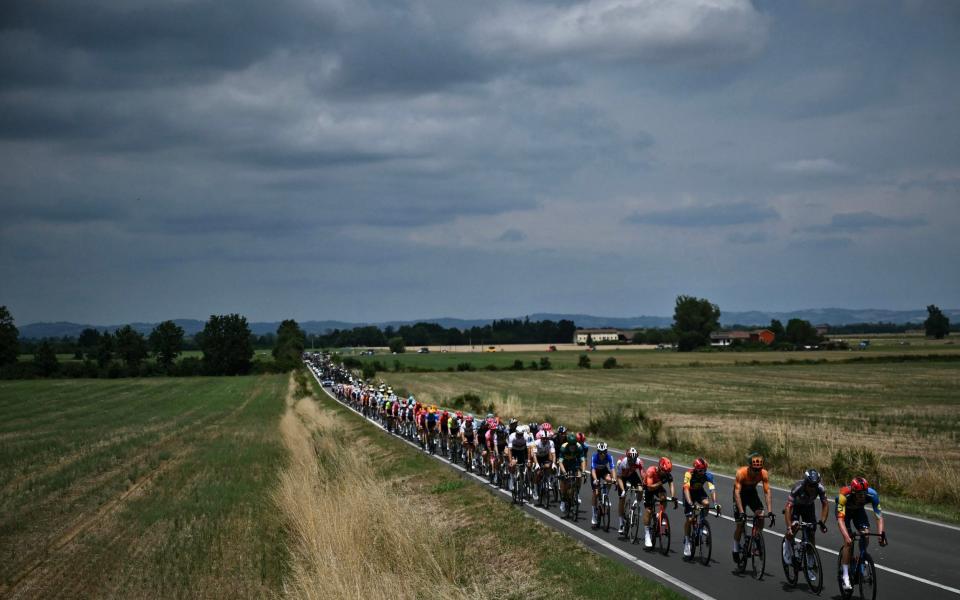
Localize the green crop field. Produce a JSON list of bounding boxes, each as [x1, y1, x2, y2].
[[0, 375, 289, 598], [378, 360, 960, 521]]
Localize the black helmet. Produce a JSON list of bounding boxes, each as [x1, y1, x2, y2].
[[803, 469, 821, 486]]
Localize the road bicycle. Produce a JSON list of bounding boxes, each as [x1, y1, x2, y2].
[[782, 517, 824, 593], [736, 511, 775, 579], [561, 472, 582, 521], [837, 531, 884, 600], [646, 495, 678, 556], [511, 462, 530, 506], [534, 464, 554, 509], [594, 479, 613, 532], [623, 484, 643, 542], [687, 503, 721, 565]]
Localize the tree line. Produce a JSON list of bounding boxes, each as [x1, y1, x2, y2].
[[313, 318, 577, 350], [0, 306, 309, 379]]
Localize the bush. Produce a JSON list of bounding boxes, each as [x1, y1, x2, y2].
[[449, 392, 494, 415], [602, 357, 617, 369], [342, 357, 362, 369], [824, 448, 881, 487], [538, 357, 552, 370], [586, 405, 628, 438], [483, 364, 498, 371], [528, 361, 538, 370], [677, 332, 707, 352], [361, 364, 376, 379], [646, 418, 663, 446], [510, 359, 524, 371], [0, 361, 39, 380], [173, 356, 204, 376], [577, 354, 591, 369], [456, 362, 475, 372]]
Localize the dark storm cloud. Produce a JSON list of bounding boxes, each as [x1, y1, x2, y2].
[[625, 202, 779, 228], [804, 212, 927, 234]]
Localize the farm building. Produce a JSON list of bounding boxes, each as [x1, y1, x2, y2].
[[710, 329, 775, 347], [574, 328, 626, 344]]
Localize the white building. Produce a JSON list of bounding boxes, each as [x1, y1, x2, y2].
[[574, 328, 623, 344]]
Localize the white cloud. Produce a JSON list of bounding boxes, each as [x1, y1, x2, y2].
[[775, 158, 851, 175], [474, 0, 768, 64]]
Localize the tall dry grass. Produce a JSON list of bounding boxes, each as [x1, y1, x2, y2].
[[275, 381, 482, 600]]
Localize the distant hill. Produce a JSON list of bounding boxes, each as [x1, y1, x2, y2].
[[17, 308, 960, 339]]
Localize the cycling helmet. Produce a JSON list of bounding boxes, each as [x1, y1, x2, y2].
[[597, 441, 608, 452], [693, 457, 708, 472], [465, 414, 473, 422], [509, 418, 518, 426], [659, 457, 673, 473], [542, 422, 553, 432], [456, 411, 463, 418], [627, 448, 638, 460], [567, 433, 577, 445], [576, 432, 585, 444], [528, 422, 538, 433], [804, 469, 821, 486], [517, 425, 529, 435], [850, 477, 869, 492], [557, 425, 567, 435], [749, 454, 764, 469], [486, 413, 494, 419]]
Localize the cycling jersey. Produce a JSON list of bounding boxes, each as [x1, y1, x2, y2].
[[836, 486, 881, 520], [787, 480, 827, 507], [591, 451, 614, 473], [463, 428, 476, 444], [426, 412, 438, 429], [735, 466, 770, 493], [534, 439, 555, 458], [615, 456, 642, 479], [507, 432, 528, 456], [449, 417, 460, 434], [683, 469, 716, 494], [559, 442, 583, 469], [643, 466, 673, 490]]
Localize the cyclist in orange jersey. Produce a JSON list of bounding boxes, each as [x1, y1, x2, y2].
[[732, 452, 773, 564]]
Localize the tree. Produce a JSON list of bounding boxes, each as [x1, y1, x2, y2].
[[784, 319, 821, 347], [578, 354, 591, 368], [0, 306, 19, 366], [672, 295, 720, 352], [602, 357, 617, 369], [150, 320, 185, 369], [34, 341, 59, 376], [769, 319, 785, 341], [115, 325, 149, 368], [272, 319, 306, 371], [924, 305, 950, 339], [388, 336, 406, 354], [199, 314, 254, 375], [96, 332, 114, 368], [77, 328, 101, 359]]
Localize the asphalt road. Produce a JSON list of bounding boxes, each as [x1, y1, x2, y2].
[[307, 366, 959, 600]]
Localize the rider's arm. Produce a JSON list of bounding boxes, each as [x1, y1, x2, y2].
[[870, 489, 885, 537], [682, 471, 693, 504], [707, 477, 717, 505], [734, 469, 744, 514], [762, 469, 773, 515]]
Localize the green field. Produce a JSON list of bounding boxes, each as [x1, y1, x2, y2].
[[0, 376, 289, 597], [379, 359, 960, 520]]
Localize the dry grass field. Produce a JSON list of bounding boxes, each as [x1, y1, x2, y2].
[[380, 360, 960, 520]]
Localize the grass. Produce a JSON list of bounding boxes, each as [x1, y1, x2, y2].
[[378, 361, 960, 522], [0, 375, 289, 597], [306, 376, 683, 600]]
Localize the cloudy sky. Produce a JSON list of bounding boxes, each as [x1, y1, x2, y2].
[[2, 0, 959, 324]]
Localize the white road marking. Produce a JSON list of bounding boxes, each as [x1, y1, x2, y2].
[[310, 368, 960, 596]]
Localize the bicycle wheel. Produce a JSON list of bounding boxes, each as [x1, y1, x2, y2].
[[602, 495, 611, 532], [698, 520, 712, 566], [860, 554, 877, 600], [782, 538, 798, 585], [754, 533, 766, 579], [803, 542, 823, 594], [736, 538, 750, 574], [658, 511, 671, 556], [629, 505, 642, 544]]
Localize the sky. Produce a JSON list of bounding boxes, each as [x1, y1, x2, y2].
[[1, 0, 959, 324]]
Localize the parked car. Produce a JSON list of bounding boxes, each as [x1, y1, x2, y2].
[[418, 347, 430, 354], [548, 345, 557, 352]]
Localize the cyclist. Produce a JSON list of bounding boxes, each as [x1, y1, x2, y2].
[[558, 433, 586, 515], [506, 425, 533, 490], [590, 441, 615, 527], [532, 430, 556, 504], [615, 448, 643, 536], [642, 457, 675, 549], [439, 408, 450, 451], [682, 457, 718, 559], [783, 468, 829, 568], [837, 476, 886, 591], [461, 414, 477, 469], [449, 411, 462, 454], [732, 453, 773, 564], [425, 406, 439, 451]]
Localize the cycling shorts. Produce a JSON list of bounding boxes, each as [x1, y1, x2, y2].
[[735, 487, 764, 519], [535, 454, 553, 467], [683, 490, 709, 516], [619, 471, 642, 488], [591, 471, 612, 490], [843, 508, 870, 534], [791, 503, 816, 526], [643, 486, 666, 509]]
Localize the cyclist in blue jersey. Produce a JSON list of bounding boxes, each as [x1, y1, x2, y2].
[[590, 441, 615, 527]]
